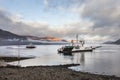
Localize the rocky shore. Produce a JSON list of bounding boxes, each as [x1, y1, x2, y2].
[[0, 57, 120, 80], [0, 66, 120, 80], [0, 56, 34, 62]]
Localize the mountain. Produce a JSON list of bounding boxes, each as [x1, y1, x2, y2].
[[0, 29, 26, 40], [113, 39, 120, 44], [103, 41, 114, 44], [0, 29, 67, 42], [27, 36, 67, 42], [0, 29, 68, 45], [104, 39, 120, 45]]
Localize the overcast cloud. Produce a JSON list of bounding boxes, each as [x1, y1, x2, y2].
[[77, 0, 120, 40], [45, 0, 120, 40], [0, 9, 57, 37], [0, 0, 120, 41]]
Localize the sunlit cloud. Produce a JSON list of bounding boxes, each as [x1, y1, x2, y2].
[[25, 21, 48, 28]]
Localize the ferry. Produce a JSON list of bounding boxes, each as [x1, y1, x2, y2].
[[58, 34, 93, 53]]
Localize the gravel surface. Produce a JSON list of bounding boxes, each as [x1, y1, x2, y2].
[[0, 66, 120, 80]]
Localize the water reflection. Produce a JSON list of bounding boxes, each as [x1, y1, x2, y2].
[[80, 52, 85, 66], [59, 52, 87, 66], [1, 44, 120, 77], [58, 52, 73, 56], [70, 44, 120, 77]]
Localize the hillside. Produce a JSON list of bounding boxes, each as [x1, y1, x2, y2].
[[26, 36, 67, 42], [103, 41, 113, 44], [0, 29, 67, 41], [104, 39, 120, 45], [114, 39, 120, 44], [0, 29, 26, 40], [0, 29, 68, 45]]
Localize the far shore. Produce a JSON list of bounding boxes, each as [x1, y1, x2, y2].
[[0, 40, 68, 46]]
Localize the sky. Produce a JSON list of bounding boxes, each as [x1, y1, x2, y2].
[[0, 0, 120, 41]]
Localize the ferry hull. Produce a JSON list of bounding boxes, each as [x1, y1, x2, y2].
[[58, 49, 93, 53]]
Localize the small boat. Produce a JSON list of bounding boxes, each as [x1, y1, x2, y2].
[[26, 43, 36, 49]]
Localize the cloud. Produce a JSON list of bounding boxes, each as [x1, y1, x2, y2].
[[80, 0, 120, 40], [0, 8, 115, 41], [44, 0, 49, 7], [44, 0, 84, 10], [1, 0, 120, 41], [0, 9, 57, 37], [44, 0, 120, 40], [81, 0, 120, 27]]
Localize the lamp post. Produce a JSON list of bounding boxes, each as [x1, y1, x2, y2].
[[17, 39, 20, 66]]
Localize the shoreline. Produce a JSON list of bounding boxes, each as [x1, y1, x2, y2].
[[0, 40, 68, 46], [0, 66, 120, 80], [0, 56, 34, 62], [0, 57, 120, 80], [0, 56, 34, 67]]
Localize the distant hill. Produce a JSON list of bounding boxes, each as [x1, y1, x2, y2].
[[103, 41, 114, 44], [0, 29, 67, 43], [113, 39, 120, 44], [0, 29, 26, 40], [27, 36, 67, 42], [104, 39, 120, 45]]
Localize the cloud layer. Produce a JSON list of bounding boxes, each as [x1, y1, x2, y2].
[[44, 0, 120, 40], [0, 9, 56, 37], [81, 0, 120, 40], [0, 8, 95, 40], [0, 0, 120, 41]]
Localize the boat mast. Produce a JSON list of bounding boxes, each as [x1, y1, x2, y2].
[[76, 34, 79, 44]]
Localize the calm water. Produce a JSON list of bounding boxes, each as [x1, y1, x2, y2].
[[0, 44, 120, 77]]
